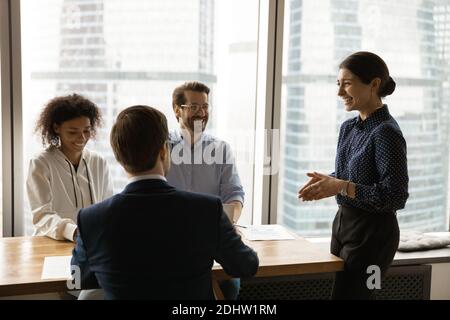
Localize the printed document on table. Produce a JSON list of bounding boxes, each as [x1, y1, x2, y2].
[[41, 256, 72, 280], [239, 224, 296, 241]]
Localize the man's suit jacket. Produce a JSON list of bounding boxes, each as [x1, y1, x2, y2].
[[71, 178, 259, 299]]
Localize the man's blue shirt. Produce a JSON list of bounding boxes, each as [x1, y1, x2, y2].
[[166, 130, 245, 204]]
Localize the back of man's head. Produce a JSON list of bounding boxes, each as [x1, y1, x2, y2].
[[110, 105, 168, 174]]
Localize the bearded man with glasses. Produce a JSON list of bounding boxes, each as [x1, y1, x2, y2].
[[168, 81, 245, 300]]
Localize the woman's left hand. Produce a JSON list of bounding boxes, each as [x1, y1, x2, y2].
[[298, 172, 343, 201]]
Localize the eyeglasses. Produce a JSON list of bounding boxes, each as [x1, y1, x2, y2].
[[180, 104, 210, 113]]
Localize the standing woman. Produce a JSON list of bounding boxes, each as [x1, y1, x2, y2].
[[27, 94, 114, 242], [298, 52, 409, 299]]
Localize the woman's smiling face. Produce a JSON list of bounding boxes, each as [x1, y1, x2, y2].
[[337, 68, 374, 112], [54, 116, 92, 153]]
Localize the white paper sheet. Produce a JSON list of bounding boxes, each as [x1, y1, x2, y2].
[[41, 256, 72, 280], [239, 224, 296, 241]]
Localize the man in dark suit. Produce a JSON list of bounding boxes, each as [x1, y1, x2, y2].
[[71, 105, 259, 300]]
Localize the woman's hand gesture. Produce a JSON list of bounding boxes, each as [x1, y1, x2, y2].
[[298, 172, 343, 201]]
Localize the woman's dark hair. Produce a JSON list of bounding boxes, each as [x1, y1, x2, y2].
[[110, 105, 168, 174], [339, 51, 396, 98], [35, 93, 102, 147]]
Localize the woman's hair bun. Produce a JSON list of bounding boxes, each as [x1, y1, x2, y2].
[[380, 76, 396, 97]]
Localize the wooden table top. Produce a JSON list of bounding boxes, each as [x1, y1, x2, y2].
[[213, 237, 343, 279], [0, 236, 343, 297], [0, 236, 74, 296]]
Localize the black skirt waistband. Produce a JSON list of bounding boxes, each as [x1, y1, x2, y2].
[[338, 204, 397, 216]]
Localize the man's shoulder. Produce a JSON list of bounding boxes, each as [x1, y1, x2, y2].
[[173, 187, 221, 205], [171, 189, 223, 219], [79, 194, 117, 219], [168, 130, 230, 145], [201, 132, 227, 144], [168, 130, 182, 143], [80, 187, 221, 215]]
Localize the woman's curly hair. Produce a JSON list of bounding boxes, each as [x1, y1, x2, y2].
[[35, 93, 102, 147]]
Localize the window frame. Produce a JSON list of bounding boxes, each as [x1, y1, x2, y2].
[[1, 0, 24, 237]]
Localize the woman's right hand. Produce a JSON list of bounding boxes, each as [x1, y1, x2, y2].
[[298, 174, 321, 199]]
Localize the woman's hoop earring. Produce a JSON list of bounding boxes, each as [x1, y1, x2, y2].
[[51, 136, 60, 147]]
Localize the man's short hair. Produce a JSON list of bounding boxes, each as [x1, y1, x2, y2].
[[110, 105, 168, 174], [172, 81, 210, 109]]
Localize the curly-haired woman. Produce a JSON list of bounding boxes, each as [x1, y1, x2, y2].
[[27, 94, 114, 242]]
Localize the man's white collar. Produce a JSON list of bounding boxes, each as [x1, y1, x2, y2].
[[128, 174, 167, 183]]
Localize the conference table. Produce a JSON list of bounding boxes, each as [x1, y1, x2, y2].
[[0, 235, 343, 299]]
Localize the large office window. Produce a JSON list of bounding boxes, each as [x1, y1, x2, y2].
[[21, 0, 261, 235], [0, 63, 2, 237], [277, 0, 450, 237], [1, 0, 446, 237]]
